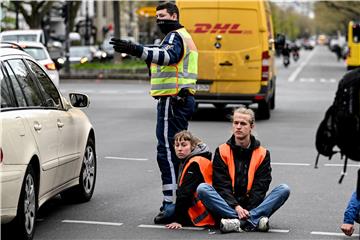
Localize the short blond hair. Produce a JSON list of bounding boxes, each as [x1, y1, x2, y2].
[[232, 107, 255, 125], [174, 130, 201, 149]]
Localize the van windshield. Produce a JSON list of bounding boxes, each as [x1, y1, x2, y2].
[[2, 35, 38, 42]]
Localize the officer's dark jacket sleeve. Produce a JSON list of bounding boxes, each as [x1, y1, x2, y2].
[[247, 150, 272, 210], [175, 163, 204, 225], [137, 32, 184, 66], [213, 148, 239, 208]]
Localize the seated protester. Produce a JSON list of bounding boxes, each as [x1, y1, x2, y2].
[[166, 130, 215, 229], [341, 191, 360, 236], [197, 107, 290, 233]]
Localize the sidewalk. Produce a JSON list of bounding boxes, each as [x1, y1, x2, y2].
[[60, 68, 149, 80]]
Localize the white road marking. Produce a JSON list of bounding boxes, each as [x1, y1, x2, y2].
[[324, 163, 360, 167], [269, 229, 290, 233], [311, 231, 359, 237], [138, 224, 205, 231], [62, 220, 123, 226], [288, 48, 316, 82], [299, 78, 315, 82], [105, 156, 149, 161], [271, 162, 311, 166]]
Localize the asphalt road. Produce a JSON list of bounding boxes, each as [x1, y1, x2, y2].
[[33, 45, 359, 240]]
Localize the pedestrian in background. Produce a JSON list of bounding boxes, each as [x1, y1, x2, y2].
[[110, 2, 198, 224], [166, 130, 215, 229], [197, 107, 290, 233], [341, 191, 360, 236]]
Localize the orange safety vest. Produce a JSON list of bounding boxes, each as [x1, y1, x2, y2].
[[179, 156, 215, 226], [219, 143, 267, 195]]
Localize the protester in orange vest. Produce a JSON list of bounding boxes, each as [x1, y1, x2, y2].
[[166, 130, 215, 229], [197, 107, 290, 233]]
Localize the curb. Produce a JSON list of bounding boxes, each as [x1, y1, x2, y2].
[[59, 69, 149, 80]]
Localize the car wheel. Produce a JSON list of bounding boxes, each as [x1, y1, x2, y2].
[[61, 138, 96, 203], [257, 100, 271, 120], [14, 164, 37, 240]]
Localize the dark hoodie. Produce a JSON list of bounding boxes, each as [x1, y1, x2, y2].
[[174, 143, 212, 225], [213, 135, 272, 210]]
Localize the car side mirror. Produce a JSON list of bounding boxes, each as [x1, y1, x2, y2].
[[69, 93, 90, 108]]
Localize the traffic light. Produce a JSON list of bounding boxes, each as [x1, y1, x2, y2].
[[61, 3, 69, 23]]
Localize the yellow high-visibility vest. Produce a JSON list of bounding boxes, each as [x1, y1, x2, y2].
[[150, 28, 198, 97]]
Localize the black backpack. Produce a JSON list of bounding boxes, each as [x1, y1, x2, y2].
[[315, 68, 360, 183]]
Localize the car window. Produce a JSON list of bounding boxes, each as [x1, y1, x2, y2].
[[26, 60, 62, 109], [0, 67, 16, 108], [2, 34, 37, 42], [23, 47, 47, 61], [5, 59, 43, 107]]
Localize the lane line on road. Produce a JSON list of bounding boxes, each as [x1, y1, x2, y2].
[[105, 156, 149, 161], [62, 220, 123, 226], [138, 224, 205, 231], [288, 48, 317, 82], [324, 163, 360, 167], [311, 231, 359, 237], [271, 162, 311, 166], [269, 229, 290, 233]]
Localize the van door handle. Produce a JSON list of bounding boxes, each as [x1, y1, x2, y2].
[[34, 122, 42, 131], [219, 61, 233, 66], [245, 55, 250, 60], [57, 120, 64, 128]]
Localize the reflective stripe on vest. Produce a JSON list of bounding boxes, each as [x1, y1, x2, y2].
[[219, 143, 267, 194], [150, 28, 198, 97], [179, 156, 215, 226]]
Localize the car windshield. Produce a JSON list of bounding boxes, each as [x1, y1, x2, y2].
[[70, 47, 92, 57], [2, 34, 38, 42], [23, 47, 47, 61]]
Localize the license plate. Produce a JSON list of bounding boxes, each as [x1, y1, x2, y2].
[[195, 84, 210, 92]]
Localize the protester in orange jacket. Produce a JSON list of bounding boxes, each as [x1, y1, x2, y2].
[[166, 130, 215, 229], [197, 107, 290, 233]]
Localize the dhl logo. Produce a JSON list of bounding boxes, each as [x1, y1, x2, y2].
[[190, 23, 253, 34]]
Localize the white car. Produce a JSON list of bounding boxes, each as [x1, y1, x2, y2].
[[0, 29, 46, 45], [0, 43, 97, 240], [18, 41, 60, 87]]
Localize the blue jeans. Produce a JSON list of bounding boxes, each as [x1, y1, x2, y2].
[[156, 95, 195, 203], [197, 183, 290, 228]]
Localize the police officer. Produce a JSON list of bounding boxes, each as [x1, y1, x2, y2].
[[110, 2, 198, 224]]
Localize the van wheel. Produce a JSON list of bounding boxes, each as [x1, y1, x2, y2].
[[14, 164, 37, 240], [270, 91, 275, 110], [258, 100, 271, 120], [213, 103, 226, 110], [61, 138, 96, 203]]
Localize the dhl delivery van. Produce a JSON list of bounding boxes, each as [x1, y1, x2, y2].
[[346, 21, 360, 70], [177, 0, 276, 119]]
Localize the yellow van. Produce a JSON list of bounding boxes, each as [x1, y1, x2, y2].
[[346, 21, 360, 70], [177, 0, 276, 119]]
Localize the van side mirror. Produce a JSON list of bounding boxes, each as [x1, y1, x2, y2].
[[69, 93, 90, 108]]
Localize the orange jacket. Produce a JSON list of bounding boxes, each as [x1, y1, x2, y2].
[[219, 143, 267, 195], [179, 156, 215, 226]]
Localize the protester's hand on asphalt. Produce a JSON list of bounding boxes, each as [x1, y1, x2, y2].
[[341, 223, 354, 236], [166, 222, 182, 229]]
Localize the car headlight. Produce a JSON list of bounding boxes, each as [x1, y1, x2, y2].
[[80, 57, 88, 64]]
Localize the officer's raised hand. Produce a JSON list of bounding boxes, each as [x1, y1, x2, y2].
[[109, 38, 142, 57]]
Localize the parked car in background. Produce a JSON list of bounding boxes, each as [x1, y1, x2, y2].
[[0, 29, 46, 45], [0, 43, 97, 240], [18, 41, 60, 87], [69, 45, 96, 64]]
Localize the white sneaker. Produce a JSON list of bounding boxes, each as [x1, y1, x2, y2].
[[257, 217, 269, 232], [220, 218, 243, 233]]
